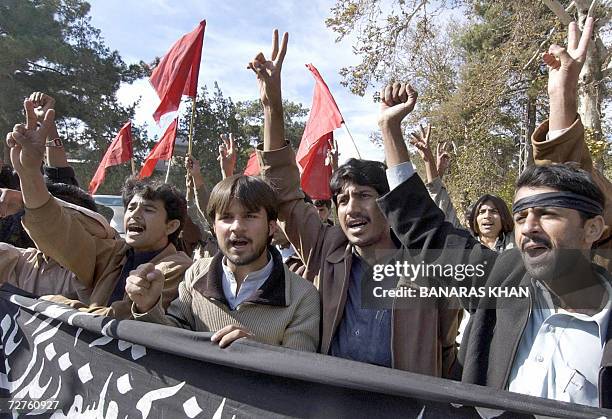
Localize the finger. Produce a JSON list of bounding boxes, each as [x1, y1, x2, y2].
[[146, 270, 163, 283], [9, 131, 27, 147], [24, 100, 37, 131], [228, 133, 235, 152], [542, 52, 561, 70], [40, 109, 55, 136], [126, 276, 151, 289], [218, 330, 248, 348], [392, 82, 401, 103], [211, 324, 236, 342], [13, 124, 26, 136], [436, 142, 442, 155], [134, 262, 155, 276], [576, 17, 594, 57], [28, 92, 38, 104], [271, 29, 279, 61], [568, 21, 579, 51], [6, 132, 16, 148], [275, 32, 289, 69], [398, 83, 408, 102], [383, 85, 393, 105], [426, 124, 432, 140], [419, 124, 426, 140]]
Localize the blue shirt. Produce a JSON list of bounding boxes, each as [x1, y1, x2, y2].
[[330, 254, 392, 367]]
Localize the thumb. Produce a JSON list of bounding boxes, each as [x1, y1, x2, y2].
[[146, 269, 163, 283], [547, 44, 571, 65]]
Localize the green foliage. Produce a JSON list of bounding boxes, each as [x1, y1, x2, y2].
[[0, 0, 149, 190]]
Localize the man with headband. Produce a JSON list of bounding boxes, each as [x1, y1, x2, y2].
[[373, 19, 610, 408]]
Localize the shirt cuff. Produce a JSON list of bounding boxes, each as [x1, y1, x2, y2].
[[386, 162, 416, 191], [547, 127, 570, 141]]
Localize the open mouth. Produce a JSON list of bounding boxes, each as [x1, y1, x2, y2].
[[127, 224, 145, 234], [347, 219, 368, 229], [522, 242, 550, 258], [229, 238, 250, 249]]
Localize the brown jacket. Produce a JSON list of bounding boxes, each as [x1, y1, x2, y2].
[[258, 145, 459, 377], [22, 196, 193, 319], [532, 117, 612, 271]]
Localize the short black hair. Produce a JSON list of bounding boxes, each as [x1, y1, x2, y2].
[[313, 199, 331, 209], [47, 183, 98, 212], [207, 175, 278, 222], [122, 177, 187, 246], [515, 163, 605, 220], [330, 159, 389, 206]]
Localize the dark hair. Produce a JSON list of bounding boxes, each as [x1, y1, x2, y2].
[[122, 177, 187, 246], [468, 194, 514, 237], [207, 175, 278, 222], [313, 199, 331, 209], [516, 163, 605, 220], [330, 159, 389, 206], [47, 183, 98, 212]]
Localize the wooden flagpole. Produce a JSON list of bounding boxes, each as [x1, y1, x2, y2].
[[185, 96, 197, 200], [130, 157, 136, 175], [341, 122, 361, 159]]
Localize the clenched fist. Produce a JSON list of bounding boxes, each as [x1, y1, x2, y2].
[[125, 263, 164, 313]]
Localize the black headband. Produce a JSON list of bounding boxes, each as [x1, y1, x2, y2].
[[512, 191, 603, 215]]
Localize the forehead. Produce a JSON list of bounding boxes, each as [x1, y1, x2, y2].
[[128, 194, 164, 208], [479, 201, 497, 210], [513, 186, 559, 203], [337, 182, 378, 196], [219, 198, 264, 215]]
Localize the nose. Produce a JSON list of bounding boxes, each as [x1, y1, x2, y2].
[[229, 217, 246, 233], [520, 210, 540, 236]]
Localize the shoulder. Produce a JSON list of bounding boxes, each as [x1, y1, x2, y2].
[[284, 266, 319, 303]]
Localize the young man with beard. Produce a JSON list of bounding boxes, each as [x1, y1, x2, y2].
[[249, 30, 459, 375], [126, 175, 320, 351], [5, 100, 192, 319], [377, 18, 611, 408]]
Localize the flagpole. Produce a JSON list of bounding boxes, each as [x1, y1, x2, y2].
[[341, 122, 361, 159], [164, 158, 172, 183], [130, 158, 136, 176], [185, 96, 197, 201]]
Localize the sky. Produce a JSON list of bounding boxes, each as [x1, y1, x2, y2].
[[87, 0, 388, 163]]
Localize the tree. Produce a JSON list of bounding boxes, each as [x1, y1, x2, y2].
[[326, 0, 610, 215], [0, 0, 149, 188]]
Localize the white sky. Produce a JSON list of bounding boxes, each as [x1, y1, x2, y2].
[[88, 0, 387, 163]]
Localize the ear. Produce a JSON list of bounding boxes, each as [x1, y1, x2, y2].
[[584, 215, 605, 245], [165, 219, 181, 237], [268, 219, 278, 239]]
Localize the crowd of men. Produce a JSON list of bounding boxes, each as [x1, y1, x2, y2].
[[1, 16, 611, 409]]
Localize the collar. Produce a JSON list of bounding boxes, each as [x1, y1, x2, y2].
[[193, 245, 287, 307], [221, 252, 274, 286], [532, 275, 611, 346]]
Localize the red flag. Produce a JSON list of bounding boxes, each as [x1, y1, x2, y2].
[[150, 20, 205, 123], [139, 119, 178, 178], [296, 64, 343, 199], [300, 133, 333, 199], [243, 151, 260, 176], [89, 121, 133, 194]]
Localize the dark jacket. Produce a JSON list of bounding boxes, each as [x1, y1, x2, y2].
[[378, 173, 612, 408]]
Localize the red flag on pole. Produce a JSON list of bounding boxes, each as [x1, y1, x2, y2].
[[243, 151, 260, 176], [150, 20, 205, 123], [89, 121, 133, 194], [139, 119, 178, 178], [296, 64, 344, 199]]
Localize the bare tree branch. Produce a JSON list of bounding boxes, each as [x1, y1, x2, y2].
[[523, 28, 557, 70], [542, 0, 574, 25], [26, 60, 65, 75]]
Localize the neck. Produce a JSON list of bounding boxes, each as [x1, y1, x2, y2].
[[133, 241, 168, 255], [540, 253, 607, 315], [479, 234, 497, 250], [355, 231, 398, 266], [227, 250, 270, 286]]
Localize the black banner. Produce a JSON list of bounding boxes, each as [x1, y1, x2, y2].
[[1, 284, 610, 418]]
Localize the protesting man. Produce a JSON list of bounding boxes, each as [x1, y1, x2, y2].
[[5, 99, 192, 319], [127, 174, 320, 351], [251, 30, 459, 375], [376, 18, 611, 408]]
